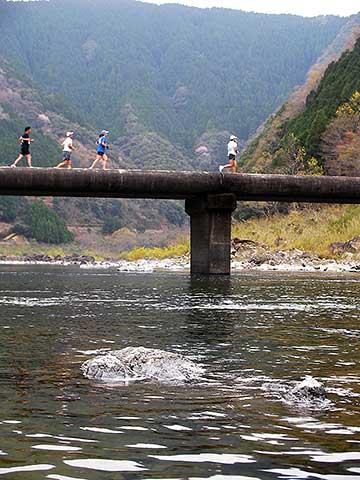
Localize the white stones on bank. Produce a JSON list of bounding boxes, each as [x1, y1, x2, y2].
[[81, 346, 204, 384], [0, 249, 358, 273], [82, 258, 190, 272]]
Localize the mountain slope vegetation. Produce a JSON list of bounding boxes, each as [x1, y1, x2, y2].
[[242, 21, 360, 176], [0, 0, 346, 157], [288, 39, 360, 164]]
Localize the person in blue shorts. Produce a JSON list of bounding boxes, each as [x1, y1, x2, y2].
[[90, 130, 109, 170]]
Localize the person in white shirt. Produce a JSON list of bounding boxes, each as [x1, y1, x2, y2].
[[219, 135, 238, 174], [56, 132, 75, 169]]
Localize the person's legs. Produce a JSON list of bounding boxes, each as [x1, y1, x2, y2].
[[90, 155, 102, 169], [56, 161, 67, 168], [25, 154, 32, 167], [57, 153, 72, 169], [219, 155, 235, 173], [219, 161, 232, 173], [230, 159, 237, 173], [102, 154, 109, 170], [11, 154, 24, 167]]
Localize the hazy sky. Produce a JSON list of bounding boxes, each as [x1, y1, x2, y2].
[[140, 0, 360, 17]]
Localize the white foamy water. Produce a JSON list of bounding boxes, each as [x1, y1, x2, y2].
[[311, 452, 360, 463], [80, 427, 123, 434], [190, 477, 261, 480], [265, 468, 360, 479], [26, 434, 97, 443], [63, 459, 146, 472], [0, 464, 55, 475], [32, 444, 82, 451], [126, 443, 167, 449], [150, 454, 255, 464], [0, 297, 64, 307], [120, 425, 149, 431], [164, 425, 192, 431], [47, 475, 88, 480]]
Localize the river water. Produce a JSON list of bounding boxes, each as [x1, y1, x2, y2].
[[0, 265, 359, 480]]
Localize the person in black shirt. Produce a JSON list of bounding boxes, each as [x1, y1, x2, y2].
[[11, 126, 34, 168]]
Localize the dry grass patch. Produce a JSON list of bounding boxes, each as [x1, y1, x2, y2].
[[121, 239, 189, 261], [233, 205, 360, 258]]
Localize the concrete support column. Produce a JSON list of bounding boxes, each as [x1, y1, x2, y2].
[[185, 194, 237, 275]]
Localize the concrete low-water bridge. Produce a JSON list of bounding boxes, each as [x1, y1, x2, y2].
[[1, 168, 360, 275]]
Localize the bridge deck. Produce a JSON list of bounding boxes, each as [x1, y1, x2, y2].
[[1, 168, 360, 275], [0, 168, 360, 203]]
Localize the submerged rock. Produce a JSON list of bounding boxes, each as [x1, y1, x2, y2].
[[81, 347, 204, 383], [263, 376, 331, 409], [289, 376, 326, 401]]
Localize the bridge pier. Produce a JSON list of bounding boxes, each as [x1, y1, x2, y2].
[[185, 194, 237, 275]]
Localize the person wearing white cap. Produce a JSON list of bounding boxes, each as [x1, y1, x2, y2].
[[90, 130, 110, 170], [56, 131, 75, 169], [219, 135, 238, 174]]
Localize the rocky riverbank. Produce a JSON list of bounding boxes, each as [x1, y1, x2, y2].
[[0, 253, 189, 272], [0, 253, 98, 266], [0, 240, 359, 273], [231, 239, 360, 273]]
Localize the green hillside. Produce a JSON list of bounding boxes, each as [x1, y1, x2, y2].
[[0, 0, 346, 156], [288, 38, 360, 159], [242, 32, 360, 176]]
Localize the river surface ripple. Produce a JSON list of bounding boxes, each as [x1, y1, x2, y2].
[[0, 266, 359, 480]]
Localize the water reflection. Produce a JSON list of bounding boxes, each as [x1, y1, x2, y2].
[[185, 276, 236, 346]]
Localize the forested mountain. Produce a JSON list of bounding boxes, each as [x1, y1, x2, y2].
[[0, 0, 357, 241], [0, 0, 347, 163], [242, 18, 360, 176]]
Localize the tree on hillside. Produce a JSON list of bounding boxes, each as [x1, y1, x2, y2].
[[24, 201, 74, 244], [0, 197, 27, 223], [274, 133, 323, 175], [102, 215, 123, 235], [321, 91, 360, 176]]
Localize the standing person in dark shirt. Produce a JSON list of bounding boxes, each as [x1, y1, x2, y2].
[[11, 126, 34, 168]]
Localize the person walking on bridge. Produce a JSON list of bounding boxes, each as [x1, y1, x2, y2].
[[219, 135, 238, 174], [56, 132, 75, 169], [90, 130, 110, 170], [11, 126, 34, 168]]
